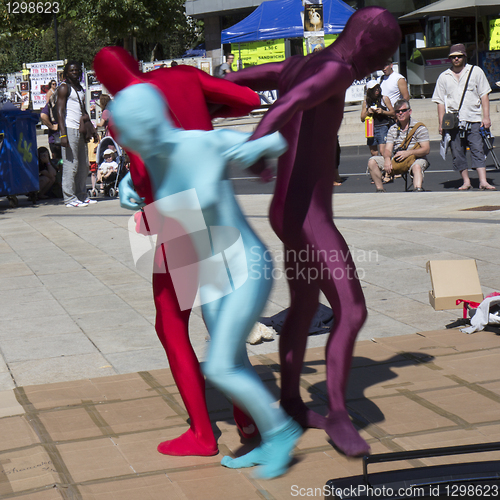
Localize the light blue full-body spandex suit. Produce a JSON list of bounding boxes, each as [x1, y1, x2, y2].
[[112, 83, 302, 478]]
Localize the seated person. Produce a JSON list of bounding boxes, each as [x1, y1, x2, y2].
[[40, 102, 61, 161], [367, 99, 430, 192], [97, 148, 118, 187], [37, 147, 58, 199]]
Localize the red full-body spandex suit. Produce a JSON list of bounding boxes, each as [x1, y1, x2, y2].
[[94, 47, 261, 456], [226, 7, 402, 457]]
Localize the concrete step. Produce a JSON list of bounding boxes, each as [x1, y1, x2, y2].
[[206, 93, 500, 148], [339, 94, 500, 147]]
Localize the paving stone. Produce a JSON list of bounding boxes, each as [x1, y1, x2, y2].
[[9, 354, 117, 386], [1, 332, 98, 363]]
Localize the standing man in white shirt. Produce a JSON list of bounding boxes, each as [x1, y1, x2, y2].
[[380, 58, 410, 106], [432, 43, 495, 190]]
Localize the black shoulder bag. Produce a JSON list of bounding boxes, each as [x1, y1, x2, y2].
[[70, 84, 97, 142], [442, 66, 474, 130]]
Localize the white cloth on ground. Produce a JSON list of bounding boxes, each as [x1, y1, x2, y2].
[[461, 295, 500, 334]]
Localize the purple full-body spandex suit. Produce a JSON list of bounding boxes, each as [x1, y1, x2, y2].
[[226, 7, 402, 457]]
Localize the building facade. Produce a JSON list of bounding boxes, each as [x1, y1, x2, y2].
[[184, 1, 439, 71], [185, 1, 268, 66]]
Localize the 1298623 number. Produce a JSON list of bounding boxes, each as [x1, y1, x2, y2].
[[6, 2, 60, 14], [446, 484, 499, 496]]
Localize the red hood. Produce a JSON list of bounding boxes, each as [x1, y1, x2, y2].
[[93, 47, 144, 95]]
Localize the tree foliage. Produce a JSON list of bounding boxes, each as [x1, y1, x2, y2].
[[0, 0, 202, 72], [0, 2, 53, 70], [66, 0, 192, 42]]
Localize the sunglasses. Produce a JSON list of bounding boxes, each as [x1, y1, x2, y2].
[[450, 55, 465, 59], [395, 108, 410, 115]]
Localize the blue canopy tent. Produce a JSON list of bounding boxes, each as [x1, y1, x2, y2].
[[221, 0, 354, 43], [180, 43, 206, 58]]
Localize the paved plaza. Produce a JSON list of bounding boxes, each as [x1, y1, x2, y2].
[[1, 190, 499, 389], [0, 94, 500, 497]]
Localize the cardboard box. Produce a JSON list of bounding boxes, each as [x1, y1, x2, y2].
[[427, 259, 484, 310]]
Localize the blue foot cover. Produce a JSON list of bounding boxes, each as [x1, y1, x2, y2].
[[221, 417, 303, 479]]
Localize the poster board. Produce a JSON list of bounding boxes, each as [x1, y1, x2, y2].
[[480, 51, 500, 90], [489, 18, 500, 51], [304, 4, 324, 37], [26, 60, 64, 110], [142, 58, 211, 74], [302, 33, 338, 54], [231, 40, 286, 70]]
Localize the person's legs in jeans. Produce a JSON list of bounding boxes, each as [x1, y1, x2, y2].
[[75, 134, 89, 201], [374, 125, 388, 156], [62, 128, 80, 204]]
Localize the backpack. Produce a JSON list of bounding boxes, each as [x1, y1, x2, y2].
[[214, 64, 225, 78]]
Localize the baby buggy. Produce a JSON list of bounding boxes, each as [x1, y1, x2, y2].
[[89, 136, 127, 198]]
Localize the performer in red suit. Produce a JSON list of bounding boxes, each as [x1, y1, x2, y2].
[[225, 7, 402, 457], [93, 47, 260, 457]]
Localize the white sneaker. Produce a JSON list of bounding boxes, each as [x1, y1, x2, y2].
[[83, 198, 97, 204], [66, 200, 88, 208]]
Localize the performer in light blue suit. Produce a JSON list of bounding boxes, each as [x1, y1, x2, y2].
[[112, 83, 302, 479]]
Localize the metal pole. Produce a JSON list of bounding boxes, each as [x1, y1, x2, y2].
[[53, 13, 59, 60], [475, 8, 479, 66]]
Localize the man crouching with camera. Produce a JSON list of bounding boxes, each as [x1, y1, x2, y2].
[[367, 99, 430, 192]]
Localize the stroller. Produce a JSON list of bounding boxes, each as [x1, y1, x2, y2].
[[89, 136, 127, 198]]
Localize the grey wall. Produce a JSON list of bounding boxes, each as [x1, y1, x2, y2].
[[185, 0, 265, 17]]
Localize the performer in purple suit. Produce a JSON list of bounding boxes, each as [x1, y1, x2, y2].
[[226, 7, 402, 457]]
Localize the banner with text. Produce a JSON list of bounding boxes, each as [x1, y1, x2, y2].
[[490, 18, 500, 51], [231, 39, 286, 69], [28, 61, 61, 110]]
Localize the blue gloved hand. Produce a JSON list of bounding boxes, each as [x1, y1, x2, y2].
[[119, 172, 145, 210]]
